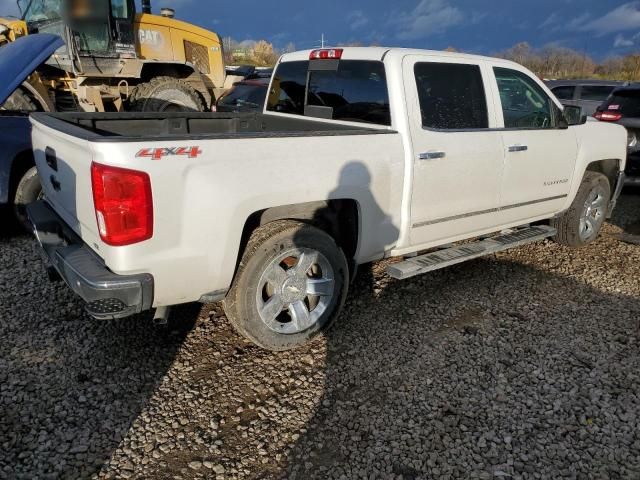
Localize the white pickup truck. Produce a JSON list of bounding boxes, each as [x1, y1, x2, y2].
[[27, 47, 626, 351]]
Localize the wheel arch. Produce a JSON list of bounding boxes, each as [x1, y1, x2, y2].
[[138, 61, 197, 81], [20, 81, 54, 112], [585, 158, 622, 199], [236, 199, 361, 276], [8, 149, 35, 199]]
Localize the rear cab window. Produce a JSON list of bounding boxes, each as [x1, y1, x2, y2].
[[267, 59, 391, 126], [266, 61, 308, 115]]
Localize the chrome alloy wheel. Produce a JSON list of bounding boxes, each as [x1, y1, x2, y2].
[[256, 248, 335, 335], [579, 185, 607, 242]]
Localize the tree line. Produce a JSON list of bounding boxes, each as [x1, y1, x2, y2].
[[495, 42, 640, 81], [223, 37, 640, 81], [222, 39, 291, 67]]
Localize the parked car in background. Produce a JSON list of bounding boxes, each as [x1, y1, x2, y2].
[[215, 75, 270, 113], [546, 80, 624, 116], [594, 85, 640, 185], [28, 47, 626, 351], [0, 34, 63, 227]]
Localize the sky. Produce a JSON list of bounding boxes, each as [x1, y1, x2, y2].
[[2, 0, 640, 59]]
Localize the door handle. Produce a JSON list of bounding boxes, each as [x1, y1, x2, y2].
[[508, 145, 528, 153], [419, 151, 446, 160]]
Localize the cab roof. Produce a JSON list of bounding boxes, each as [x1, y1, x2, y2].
[[279, 47, 524, 69]]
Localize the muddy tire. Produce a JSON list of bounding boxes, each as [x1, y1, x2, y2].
[[551, 171, 611, 248], [128, 77, 206, 112], [223, 220, 349, 352], [13, 166, 42, 230], [2, 87, 38, 111]]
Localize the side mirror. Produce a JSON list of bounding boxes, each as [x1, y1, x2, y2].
[[563, 105, 587, 127]]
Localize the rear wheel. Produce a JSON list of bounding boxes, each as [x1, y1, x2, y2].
[[552, 171, 610, 248], [13, 166, 42, 230], [223, 221, 349, 351], [128, 77, 206, 112]]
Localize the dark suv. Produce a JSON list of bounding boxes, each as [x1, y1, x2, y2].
[[546, 80, 623, 116], [594, 85, 640, 184]]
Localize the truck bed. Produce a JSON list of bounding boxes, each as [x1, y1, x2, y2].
[[30, 112, 391, 142]]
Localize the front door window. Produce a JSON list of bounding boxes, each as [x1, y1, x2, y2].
[[494, 67, 558, 129]]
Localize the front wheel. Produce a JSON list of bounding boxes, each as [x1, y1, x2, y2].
[[128, 77, 206, 112], [552, 171, 611, 248], [223, 221, 349, 351]]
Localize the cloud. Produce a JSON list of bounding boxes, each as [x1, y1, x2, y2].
[[613, 31, 640, 48], [578, 1, 640, 35], [614, 34, 634, 48], [392, 0, 465, 40], [348, 11, 369, 31], [539, 12, 560, 29], [566, 13, 592, 31]]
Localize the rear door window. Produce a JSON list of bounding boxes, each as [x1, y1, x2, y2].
[[307, 61, 391, 125], [580, 85, 616, 102], [414, 62, 488, 130], [551, 86, 575, 100]]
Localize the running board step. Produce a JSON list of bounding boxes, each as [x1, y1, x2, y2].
[[387, 225, 557, 280]]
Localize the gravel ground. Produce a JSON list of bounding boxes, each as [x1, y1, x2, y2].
[[1, 193, 639, 480]]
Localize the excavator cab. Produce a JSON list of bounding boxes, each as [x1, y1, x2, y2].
[[6, 0, 225, 112], [18, 0, 136, 62]]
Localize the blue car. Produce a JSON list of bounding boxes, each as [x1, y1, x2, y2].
[[0, 34, 63, 227]]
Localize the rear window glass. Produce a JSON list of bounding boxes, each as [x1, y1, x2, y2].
[[551, 86, 575, 100], [307, 61, 391, 126], [605, 91, 640, 116], [219, 84, 267, 108], [267, 60, 391, 126], [414, 62, 488, 130], [580, 85, 616, 102], [266, 61, 309, 115]]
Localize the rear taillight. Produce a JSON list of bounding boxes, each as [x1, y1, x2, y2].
[[309, 48, 343, 60], [594, 111, 622, 122], [91, 162, 153, 246]]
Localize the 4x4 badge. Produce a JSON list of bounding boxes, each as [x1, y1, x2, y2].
[[136, 146, 202, 160]]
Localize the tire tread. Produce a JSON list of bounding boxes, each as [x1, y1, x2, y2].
[[224, 220, 348, 351], [552, 171, 610, 248], [128, 76, 205, 112]]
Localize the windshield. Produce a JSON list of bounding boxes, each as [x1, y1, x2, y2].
[[19, 0, 62, 24], [220, 84, 268, 108]]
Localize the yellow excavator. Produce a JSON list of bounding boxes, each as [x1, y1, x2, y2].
[[0, 0, 226, 112]]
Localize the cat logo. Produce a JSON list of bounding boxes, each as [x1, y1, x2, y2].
[[138, 29, 164, 48]]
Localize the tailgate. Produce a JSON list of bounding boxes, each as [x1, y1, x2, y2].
[[30, 115, 100, 244]]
